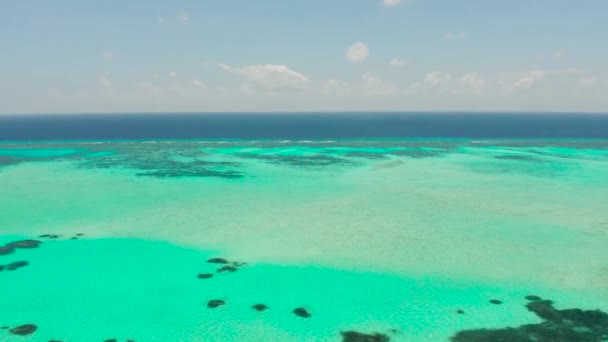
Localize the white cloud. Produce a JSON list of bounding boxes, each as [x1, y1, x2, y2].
[[346, 42, 369, 64], [323, 73, 396, 96], [388, 57, 409, 67], [383, 0, 402, 7], [168, 71, 177, 78], [444, 32, 466, 40], [157, 16, 165, 25], [219, 63, 310, 92], [553, 50, 564, 58], [424, 71, 452, 86], [500, 68, 584, 91], [192, 79, 206, 88], [460, 72, 485, 91], [361, 73, 397, 95], [177, 11, 190, 24], [322, 79, 353, 96], [98, 75, 113, 89], [135, 82, 162, 97]]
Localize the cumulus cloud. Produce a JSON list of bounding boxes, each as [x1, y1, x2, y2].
[[361, 73, 397, 95], [98, 75, 113, 89], [500, 68, 584, 91], [168, 71, 177, 78], [157, 16, 165, 25], [191, 79, 206, 88], [322, 79, 354, 96], [323, 73, 396, 96], [424, 71, 452, 86], [383, 0, 402, 7], [219, 63, 310, 92], [388, 58, 408, 67], [460, 72, 486, 91], [346, 42, 369, 63]]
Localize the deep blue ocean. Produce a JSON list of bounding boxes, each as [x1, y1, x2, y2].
[[0, 112, 607, 140]]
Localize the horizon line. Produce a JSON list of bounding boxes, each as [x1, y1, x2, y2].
[[1, 110, 608, 116]]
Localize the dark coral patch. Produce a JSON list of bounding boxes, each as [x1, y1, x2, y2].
[[207, 258, 229, 264], [6, 240, 42, 249], [207, 300, 226, 308], [197, 273, 213, 279], [217, 265, 238, 273], [0, 246, 14, 255], [0, 240, 42, 257], [451, 298, 608, 342], [9, 324, 37, 336], [5, 260, 29, 271], [252, 304, 268, 312], [456, 309, 465, 314], [489, 299, 503, 305], [293, 307, 311, 318], [341, 331, 390, 342], [525, 295, 542, 301]]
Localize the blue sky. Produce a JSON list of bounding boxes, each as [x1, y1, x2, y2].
[[1, 0, 607, 113]]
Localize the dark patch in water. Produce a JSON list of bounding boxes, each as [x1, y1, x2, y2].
[[197, 273, 213, 279], [39, 234, 61, 239], [207, 258, 229, 264], [390, 149, 448, 158], [76, 144, 243, 179], [525, 295, 542, 301], [207, 300, 226, 308], [8, 324, 37, 336], [0, 156, 21, 169], [235, 153, 355, 167], [293, 307, 311, 318], [341, 331, 390, 342], [451, 299, 608, 342], [489, 299, 503, 305], [493, 154, 541, 161], [252, 304, 268, 312], [135, 168, 242, 179], [0, 240, 42, 256], [457, 309, 465, 314], [5, 260, 29, 271], [342, 152, 389, 160], [217, 265, 238, 273]]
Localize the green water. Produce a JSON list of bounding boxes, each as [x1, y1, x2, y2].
[[0, 140, 607, 341]]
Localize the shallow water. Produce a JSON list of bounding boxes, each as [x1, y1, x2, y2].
[[1, 139, 607, 341]]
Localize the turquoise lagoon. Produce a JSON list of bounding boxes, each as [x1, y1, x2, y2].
[[0, 139, 607, 341]]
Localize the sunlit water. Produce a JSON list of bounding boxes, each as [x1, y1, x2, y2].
[[1, 139, 607, 341]]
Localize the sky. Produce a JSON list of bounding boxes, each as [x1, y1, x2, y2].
[[1, 0, 607, 114]]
